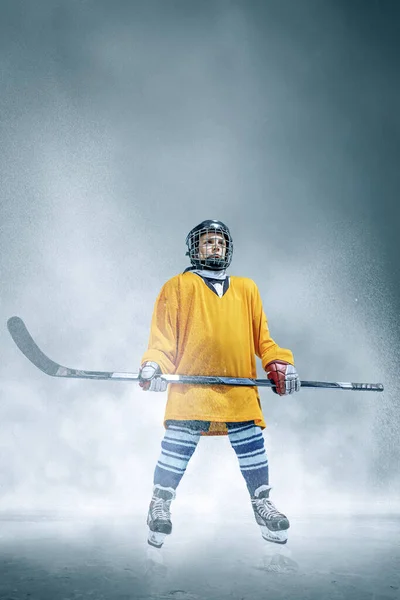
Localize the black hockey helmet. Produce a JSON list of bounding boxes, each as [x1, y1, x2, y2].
[[185, 219, 233, 270]]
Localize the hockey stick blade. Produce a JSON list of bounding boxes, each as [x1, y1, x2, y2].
[[7, 316, 138, 381], [7, 317, 384, 391]]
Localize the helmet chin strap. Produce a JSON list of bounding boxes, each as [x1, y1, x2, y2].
[[185, 252, 227, 271], [202, 260, 226, 271]]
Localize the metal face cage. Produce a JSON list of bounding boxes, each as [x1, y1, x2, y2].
[[185, 220, 233, 270]]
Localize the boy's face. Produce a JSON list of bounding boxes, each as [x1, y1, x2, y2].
[[198, 232, 227, 260]]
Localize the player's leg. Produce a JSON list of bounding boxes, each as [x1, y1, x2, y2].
[[226, 421, 290, 544], [147, 420, 208, 547]]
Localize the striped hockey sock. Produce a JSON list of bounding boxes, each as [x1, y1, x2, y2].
[[153, 423, 202, 489], [227, 421, 269, 496]]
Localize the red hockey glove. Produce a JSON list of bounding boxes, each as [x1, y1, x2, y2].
[[139, 361, 167, 392], [265, 360, 300, 396]]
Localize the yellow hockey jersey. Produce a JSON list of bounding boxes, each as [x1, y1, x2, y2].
[[141, 272, 295, 434]]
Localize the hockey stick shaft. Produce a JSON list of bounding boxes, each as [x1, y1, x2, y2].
[[7, 317, 384, 392]]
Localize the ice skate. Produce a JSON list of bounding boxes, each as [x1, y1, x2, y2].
[[251, 485, 290, 544], [147, 484, 176, 548]]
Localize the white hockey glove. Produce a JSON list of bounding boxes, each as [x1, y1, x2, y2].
[[265, 360, 300, 396], [139, 361, 167, 392]]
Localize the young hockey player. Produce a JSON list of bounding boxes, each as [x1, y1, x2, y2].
[[139, 220, 300, 549]]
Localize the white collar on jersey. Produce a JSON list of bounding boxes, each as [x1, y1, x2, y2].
[[191, 268, 227, 280]]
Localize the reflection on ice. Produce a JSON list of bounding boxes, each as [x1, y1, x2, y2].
[[0, 513, 399, 599]]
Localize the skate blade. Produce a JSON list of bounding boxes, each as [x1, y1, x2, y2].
[[148, 530, 168, 548], [260, 526, 288, 544]]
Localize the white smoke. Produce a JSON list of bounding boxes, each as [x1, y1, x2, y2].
[[1, 0, 398, 532]]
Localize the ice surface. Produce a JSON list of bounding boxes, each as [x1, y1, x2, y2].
[[0, 512, 399, 599]]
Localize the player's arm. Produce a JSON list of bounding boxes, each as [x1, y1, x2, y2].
[[252, 283, 300, 396], [140, 279, 179, 391]]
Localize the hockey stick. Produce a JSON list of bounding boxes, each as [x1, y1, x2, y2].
[[7, 317, 384, 392]]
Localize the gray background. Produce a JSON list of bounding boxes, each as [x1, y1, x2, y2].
[[1, 0, 399, 529]]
